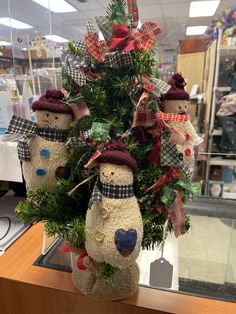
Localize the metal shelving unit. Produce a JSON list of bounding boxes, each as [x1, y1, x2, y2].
[[204, 29, 236, 195]]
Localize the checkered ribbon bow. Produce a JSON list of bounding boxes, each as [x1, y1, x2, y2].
[[63, 51, 87, 86], [7, 115, 68, 161], [89, 179, 134, 208], [143, 77, 170, 97], [95, 16, 113, 41], [106, 51, 133, 69]]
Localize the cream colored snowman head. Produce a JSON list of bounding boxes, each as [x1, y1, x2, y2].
[[99, 163, 133, 185], [32, 89, 73, 129], [162, 73, 189, 115], [97, 142, 137, 185]]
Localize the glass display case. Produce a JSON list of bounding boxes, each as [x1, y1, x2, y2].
[[35, 196, 236, 303]]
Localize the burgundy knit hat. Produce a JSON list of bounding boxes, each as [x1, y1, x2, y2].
[[97, 142, 137, 172], [161, 73, 189, 101], [32, 89, 73, 114]]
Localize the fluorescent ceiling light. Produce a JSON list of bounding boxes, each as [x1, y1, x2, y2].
[[0, 41, 11, 46], [189, 1, 220, 17], [44, 35, 69, 43], [32, 0, 76, 13], [0, 17, 33, 29], [186, 26, 208, 36]]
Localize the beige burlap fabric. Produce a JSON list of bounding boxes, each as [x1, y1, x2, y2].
[[72, 261, 139, 300], [85, 163, 143, 268], [22, 111, 72, 192]]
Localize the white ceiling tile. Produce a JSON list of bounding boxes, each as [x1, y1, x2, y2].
[[139, 5, 162, 20], [162, 3, 189, 18]]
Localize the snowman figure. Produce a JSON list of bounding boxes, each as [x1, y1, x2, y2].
[[7, 89, 73, 192], [161, 73, 202, 171], [85, 142, 143, 268]]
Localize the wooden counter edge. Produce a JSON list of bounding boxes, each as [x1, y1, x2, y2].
[[0, 223, 236, 314]]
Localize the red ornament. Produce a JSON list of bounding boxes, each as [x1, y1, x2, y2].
[[185, 133, 190, 141], [76, 253, 93, 270], [185, 148, 191, 157]]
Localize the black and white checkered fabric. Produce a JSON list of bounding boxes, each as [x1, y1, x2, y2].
[[66, 67, 87, 86], [95, 16, 113, 41], [7, 115, 37, 136], [89, 179, 134, 208], [178, 162, 193, 179], [7, 115, 68, 161], [161, 131, 180, 167], [106, 52, 133, 69], [86, 21, 96, 34], [150, 77, 171, 94], [73, 40, 86, 52]]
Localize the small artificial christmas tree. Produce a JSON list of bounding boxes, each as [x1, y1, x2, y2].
[[16, 0, 201, 300]]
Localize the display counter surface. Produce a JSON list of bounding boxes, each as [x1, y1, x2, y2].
[[0, 223, 236, 314]]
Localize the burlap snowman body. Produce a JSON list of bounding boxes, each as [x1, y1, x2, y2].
[[161, 73, 202, 171], [8, 90, 73, 192], [72, 142, 143, 300], [85, 143, 143, 268]]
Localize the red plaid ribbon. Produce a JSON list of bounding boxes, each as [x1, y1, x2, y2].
[[85, 33, 105, 63], [127, 0, 139, 27], [157, 111, 188, 122], [132, 21, 161, 51], [132, 92, 156, 127], [167, 195, 185, 237]]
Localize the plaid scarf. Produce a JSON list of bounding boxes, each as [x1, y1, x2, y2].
[[89, 179, 134, 208], [7, 115, 68, 162], [157, 111, 188, 122]]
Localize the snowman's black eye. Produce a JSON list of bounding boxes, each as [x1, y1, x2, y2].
[[111, 172, 114, 175], [55, 116, 58, 120], [178, 106, 181, 109], [46, 113, 49, 117], [102, 172, 105, 175], [185, 105, 187, 108]]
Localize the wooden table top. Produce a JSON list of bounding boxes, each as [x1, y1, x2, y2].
[[0, 223, 235, 314]]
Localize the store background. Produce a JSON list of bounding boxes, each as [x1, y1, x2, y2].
[[1, 0, 236, 304]]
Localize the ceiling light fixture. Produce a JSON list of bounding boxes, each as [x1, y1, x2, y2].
[[0, 41, 11, 46], [0, 18, 33, 29], [32, 0, 76, 13], [44, 35, 69, 43], [186, 26, 208, 36], [189, 1, 220, 17]]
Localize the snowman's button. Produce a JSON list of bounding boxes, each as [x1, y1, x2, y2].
[[185, 148, 191, 157], [100, 207, 110, 219], [40, 148, 50, 159], [36, 168, 46, 176], [185, 133, 191, 141], [95, 231, 105, 242]]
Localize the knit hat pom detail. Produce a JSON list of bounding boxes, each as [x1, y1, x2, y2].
[[161, 73, 189, 101], [168, 73, 186, 89], [46, 89, 64, 100]]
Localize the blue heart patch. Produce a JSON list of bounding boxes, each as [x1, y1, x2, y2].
[[114, 229, 137, 257]]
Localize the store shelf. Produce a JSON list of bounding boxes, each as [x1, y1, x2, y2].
[[217, 87, 231, 92], [210, 157, 236, 166], [212, 129, 223, 136]]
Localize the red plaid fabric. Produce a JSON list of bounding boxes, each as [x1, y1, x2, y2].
[[133, 21, 161, 49], [167, 195, 185, 237], [157, 111, 188, 122], [127, 0, 139, 26], [85, 33, 105, 63], [132, 108, 156, 127]]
